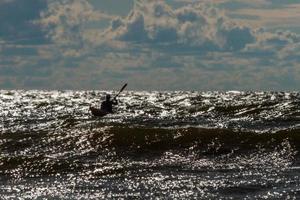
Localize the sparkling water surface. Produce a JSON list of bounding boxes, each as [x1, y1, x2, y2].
[[1, 90, 300, 199]]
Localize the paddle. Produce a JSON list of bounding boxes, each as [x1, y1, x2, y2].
[[113, 83, 127, 99]]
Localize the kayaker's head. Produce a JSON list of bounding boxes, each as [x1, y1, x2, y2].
[[106, 94, 111, 101]]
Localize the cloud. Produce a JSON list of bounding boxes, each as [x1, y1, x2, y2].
[[243, 30, 300, 60], [40, 0, 93, 44], [38, 0, 299, 58], [25, 1, 300, 90], [105, 1, 256, 52], [1, 0, 300, 90], [231, 3, 300, 28], [38, 0, 116, 58], [38, 0, 258, 53]]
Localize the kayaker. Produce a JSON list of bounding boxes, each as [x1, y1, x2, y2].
[[101, 94, 118, 113]]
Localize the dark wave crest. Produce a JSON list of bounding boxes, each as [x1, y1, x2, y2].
[[90, 126, 300, 152], [1, 125, 298, 176]]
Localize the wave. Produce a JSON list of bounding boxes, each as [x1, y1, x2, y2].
[[2, 125, 300, 154], [88, 126, 300, 152], [1, 125, 298, 177]]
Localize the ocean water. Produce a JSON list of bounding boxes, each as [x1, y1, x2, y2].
[[1, 90, 300, 199]]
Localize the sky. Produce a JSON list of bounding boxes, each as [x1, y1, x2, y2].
[[0, 0, 300, 91]]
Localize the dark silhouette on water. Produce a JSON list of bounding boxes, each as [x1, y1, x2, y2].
[[101, 94, 118, 113], [90, 83, 127, 117]]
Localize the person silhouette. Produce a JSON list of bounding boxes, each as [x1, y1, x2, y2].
[[100, 94, 118, 113]]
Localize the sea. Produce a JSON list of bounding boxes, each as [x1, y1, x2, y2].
[[1, 90, 300, 199]]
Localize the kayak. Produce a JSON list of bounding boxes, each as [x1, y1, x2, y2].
[[90, 106, 109, 117], [90, 84, 127, 117]]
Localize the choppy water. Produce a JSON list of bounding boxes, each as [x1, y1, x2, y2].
[[1, 90, 300, 199]]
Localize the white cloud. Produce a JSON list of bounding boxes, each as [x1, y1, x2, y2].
[[39, 0, 115, 57], [105, 1, 256, 51]]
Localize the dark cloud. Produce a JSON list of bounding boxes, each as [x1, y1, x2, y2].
[[216, 19, 255, 51], [0, 0, 47, 44], [116, 13, 149, 42], [1, 46, 38, 56]]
